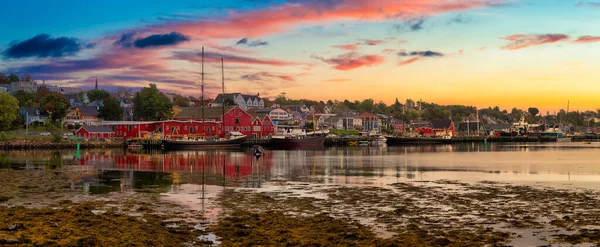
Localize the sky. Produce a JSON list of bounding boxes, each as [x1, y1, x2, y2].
[[1, 0, 599, 113]]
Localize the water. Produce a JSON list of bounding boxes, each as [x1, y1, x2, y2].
[[2, 142, 600, 192]]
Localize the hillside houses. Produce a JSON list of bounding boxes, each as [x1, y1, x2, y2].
[[210, 93, 264, 110]]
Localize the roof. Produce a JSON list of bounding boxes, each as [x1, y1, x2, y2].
[[21, 107, 47, 117], [241, 94, 261, 102], [61, 87, 83, 94], [411, 122, 433, 128], [78, 106, 98, 116], [87, 100, 103, 107], [249, 112, 269, 120], [64, 94, 81, 103], [173, 106, 236, 119], [79, 126, 114, 133], [281, 105, 306, 112], [457, 122, 485, 131], [430, 120, 453, 129], [359, 112, 377, 118], [306, 115, 321, 121]]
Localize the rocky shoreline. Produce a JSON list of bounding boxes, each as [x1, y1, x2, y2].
[[0, 140, 125, 150]]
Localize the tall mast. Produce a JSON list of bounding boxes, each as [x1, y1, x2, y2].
[[201, 47, 205, 138], [221, 58, 226, 136]]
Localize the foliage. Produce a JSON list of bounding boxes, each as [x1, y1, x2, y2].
[[52, 133, 62, 143], [528, 107, 539, 117], [35, 86, 51, 101], [172, 94, 190, 107], [0, 132, 9, 141], [13, 90, 36, 107], [329, 129, 360, 136], [86, 89, 112, 102], [0, 73, 8, 84], [8, 74, 20, 83], [133, 84, 173, 121], [98, 96, 123, 121], [0, 93, 20, 131], [39, 92, 70, 122]]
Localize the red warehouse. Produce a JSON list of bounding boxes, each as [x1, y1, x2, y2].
[[75, 126, 115, 139]]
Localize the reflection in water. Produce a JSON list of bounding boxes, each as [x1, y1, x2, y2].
[[2, 142, 600, 193]]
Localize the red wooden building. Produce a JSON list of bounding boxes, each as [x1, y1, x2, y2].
[[75, 126, 115, 139]]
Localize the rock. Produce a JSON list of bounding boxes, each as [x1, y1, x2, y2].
[[562, 215, 571, 220]]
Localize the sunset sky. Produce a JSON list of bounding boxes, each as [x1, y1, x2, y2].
[[1, 0, 599, 112]]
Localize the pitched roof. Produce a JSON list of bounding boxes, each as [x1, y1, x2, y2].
[[21, 107, 47, 117], [79, 106, 98, 116], [457, 122, 485, 131], [249, 112, 269, 121], [430, 120, 453, 129], [241, 94, 261, 102], [359, 112, 377, 118], [61, 87, 83, 94], [80, 126, 114, 133], [173, 106, 236, 119], [281, 105, 306, 112]]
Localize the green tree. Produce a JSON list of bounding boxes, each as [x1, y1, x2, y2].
[[7, 74, 19, 83], [98, 96, 123, 121], [0, 73, 8, 84], [40, 92, 70, 122], [511, 108, 523, 122], [13, 90, 35, 107], [86, 89, 112, 102], [359, 99, 375, 113], [0, 93, 19, 130], [275, 92, 287, 105], [35, 86, 51, 101], [528, 107, 539, 117], [133, 84, 173, 121], [172, 94, 190, 107]]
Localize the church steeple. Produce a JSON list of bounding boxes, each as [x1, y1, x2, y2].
[[95, 77, 98, 90]]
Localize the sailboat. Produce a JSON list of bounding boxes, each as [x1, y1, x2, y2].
[[271, 110, 326, 148], [163, 48, 248, 150]]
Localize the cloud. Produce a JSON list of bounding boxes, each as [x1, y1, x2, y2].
[[114, 32, 137, 47], [362, 39, 386, 46], [333, 44, 359, 51], [574, 35, 600, 43], [448, 14, 471, 25], [241, 71, 295, 82], [315, 52, 385, 71], [2, 34, 87, 59], [398, 57, 421, 66], [396, 50, 444, 66], [393, 19, 426, 32], [143, 0, 496, 39], [398, 50, 444, 57], [500, 34, 569, 50], [575, 1, 600, 8], [382, 49, 397, 54], [236, 37, 269, 47], [172, 50, 306, 67], [133, 32, 190, 49]]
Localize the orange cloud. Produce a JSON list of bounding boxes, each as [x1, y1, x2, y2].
[[317, 52, 385, 71], [322, 78, 352, 83], [334, 44, 360, 51], [398, 57, 421, 66], [500, 34, 570, 50], [241, 71, 295, 82], [574, 36, 600, 43], [143, 0, 496, 39]]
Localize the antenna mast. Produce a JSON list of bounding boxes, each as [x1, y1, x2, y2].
[[201, 47, 205, 138], [221, 58, 226, 137]]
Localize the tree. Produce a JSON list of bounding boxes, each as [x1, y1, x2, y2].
[[172, 94, 190, 107], [133, 84, 173, 121], [98, 96, 123, 121], [13, 90, 35, 107], [0, 93, 19, 130], [359, 99, 375, 113], [511, 108, 523, 122], [528, 107, 539, 117], [40, 92, 70, 122], [0, 73, 8, 84], [86, 89, 112, 102], [7, 74, 19, 83], [35, 86, 51, 101], [20, 75, 33, 82], [275, 92, 287, 105]]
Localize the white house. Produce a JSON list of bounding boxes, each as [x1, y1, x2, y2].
[[20, 107, 49, 125], [211, 93, 264, 110]]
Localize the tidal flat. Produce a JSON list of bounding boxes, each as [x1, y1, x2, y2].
[[2, 167, 600, 246]]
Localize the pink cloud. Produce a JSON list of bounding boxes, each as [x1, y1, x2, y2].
[[477, 46, 487, 51], [398, 57, 421, 66], [574, 36, 600, 43], [241, 71, 295, 82], [171, 51, 306, 67], [500, 34, 570, 50], [142, 0, 496, 40], [334, 43, 360, 51], [317, 52, 385, 71], [363, 39, 386, 46]]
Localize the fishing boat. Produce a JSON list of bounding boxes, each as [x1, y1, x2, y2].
[[386, 136, 452, 145], [162, 48, 247, 150], [271, 134, 327, 148], [371, 135, 387, 145]]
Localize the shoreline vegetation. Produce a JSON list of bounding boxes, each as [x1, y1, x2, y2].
[[1, 168, 600, 246]]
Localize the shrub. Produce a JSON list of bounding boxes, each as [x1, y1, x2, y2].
[[52, 134, 62, 143], [0, 132, 9, 141]]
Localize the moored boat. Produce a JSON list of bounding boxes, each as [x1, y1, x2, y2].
[[271, 135, 327, 148], [371, 135, 387, 145], [162, 135, 248, 150]]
